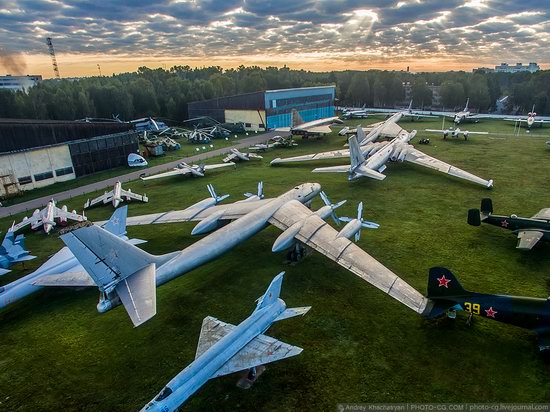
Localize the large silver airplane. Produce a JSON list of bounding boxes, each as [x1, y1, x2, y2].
[[140, 272, 309, 412], [60, 183, 429, 326], [424, 127, 489, 141], [84, 181, 148, 209], [11, 199, 87, 234], [140, 161, 235, 181], [222, 148, 263, 163], [503, 105, 550, 129], [273, 131, 493, 188], [276, 109, 343, 137]]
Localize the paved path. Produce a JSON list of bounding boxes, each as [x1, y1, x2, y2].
[[0, 131, 284, 218]]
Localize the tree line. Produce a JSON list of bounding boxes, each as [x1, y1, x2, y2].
[[1, 65, 549, 122]]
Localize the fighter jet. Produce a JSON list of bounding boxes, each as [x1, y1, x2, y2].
[[503, 105, 550, 129], [468, 198, 550, 250], [248, 135, 297, 151], [424, 127, 489, 141], [140, 161, 235, 181], [140, 273, 309, 411], [11, 199, 87, 234], [276, 109, 343, 138], [274, 132, 493, 188], [222, 148, 263, 163], [0, 232, 36, 276], [61, 183, 429, 326], [0, 207, 146, 310], [424, 267, 550, 351], [341, 105, 369, 119], [84, 181, 148, 209]]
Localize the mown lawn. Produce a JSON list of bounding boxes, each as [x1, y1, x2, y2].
[[1, 117, 549, 411]]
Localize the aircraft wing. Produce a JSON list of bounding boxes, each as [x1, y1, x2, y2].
[[141, 168, 190, 181], [532, 208, 550, 220], [268, 200, 429, 314], [271, 149, 351, 165], [124, 199, 273, 226], [312, 165, 350, 173], [296, 125, 332, 134], [516, 230, 544, 250], [120, 189, 148, 202], [11, 214, 43, 232], [32, 271, 96, 287], [54, 207, 86, 222], [503, 118, 528, 123], [195, 316, 302, 377], [204, 162, 236, 170], [222, 153, 236, 163], [403, 146, 493, 188], [85, 191, 113, 208]]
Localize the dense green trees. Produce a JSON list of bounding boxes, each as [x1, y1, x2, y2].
[[0, 65, 548, 121]]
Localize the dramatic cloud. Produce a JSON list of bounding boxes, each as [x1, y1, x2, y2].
[[0, 0, 548, 75]]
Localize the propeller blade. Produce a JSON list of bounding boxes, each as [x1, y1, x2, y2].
[[207, 184, 216, 199], [258, 181, 263, 198], [361, 221, 380, 229], [334, 199, 347, 209], [319, 191, 330, 206], [357, 201, 363, 220], [338, 217, 354, 222], [355, 231, 360, 242]]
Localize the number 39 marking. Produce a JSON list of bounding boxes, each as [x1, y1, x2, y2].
[[464, 302, 480, 315]]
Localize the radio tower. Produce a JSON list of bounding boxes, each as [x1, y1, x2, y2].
[[45, 37, 60, 79]]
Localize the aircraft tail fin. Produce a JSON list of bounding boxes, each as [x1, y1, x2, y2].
[[255, 271, 284, 311], [464, 98, 470, 111], [2, 232, 34, 262], [102, 205, 128, 237], [348, 134, 366, 169], [468, 198, 492, 226], [408, 99, 413, 111], [427, 267, 470, 299], [291, 109, 304, 127]]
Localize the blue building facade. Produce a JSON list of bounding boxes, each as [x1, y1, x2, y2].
[[264, 86, 335, 129]]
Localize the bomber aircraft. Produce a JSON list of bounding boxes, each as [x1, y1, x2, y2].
[[140, 161, 235, 181], [140, 273, 309, 411], [424, 127, 489, 141], [60, 183, 429, 326], [11, 199, 87, 234], [248, 135, 297, 151], [84, 181, 148, 209], [222, 148, 263, 163], [468, 198, 550, 250], [340, 104, 369, 119], [503, 104, 550, 129], [425, 267, 550, 351], [276, 109, 343, 138]]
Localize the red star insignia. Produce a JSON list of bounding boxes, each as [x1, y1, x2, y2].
[[437, 275, 451, 288], [501, 219, 509, 228], [485, 306, 497, 318]]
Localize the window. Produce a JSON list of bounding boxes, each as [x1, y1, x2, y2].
[[55, 167, 74, 177], [245, 123, 251, 127], [18, 175, 32, 184], [34, 171, 54, 181]]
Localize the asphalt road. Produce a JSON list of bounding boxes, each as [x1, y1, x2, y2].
[[0, 131, 286, 218]]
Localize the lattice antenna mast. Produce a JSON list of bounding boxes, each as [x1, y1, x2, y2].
[[46, 37, 60, 79]]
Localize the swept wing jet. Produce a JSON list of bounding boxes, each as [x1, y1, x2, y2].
[[360, 100, 437, 121], [0, 232, 35, 276], [222, 148, 263, 163], [61, 183, 429, 326], [141, 273, 309, 411], [11, 199, 87, 234], [468, 198, 550, 250], [84, 181, 148, 209], [140, 161, 235, 181], [248, 135, 297, 151], [276, 109, 343, 137], [424, 127, 488, 141], [424, 267, 550, 351], [341, 105, 369, 119], [503, 105, 550, 129]]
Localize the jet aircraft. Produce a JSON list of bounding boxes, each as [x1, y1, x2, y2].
[[248, 135, 297, 151], [11, 200, 87, 234], [84, 181, 148, 209], [358, 100, 436, 121], [222, 148, 263, 163], [424, 267, 550, 351], [424, 127, 489, 140], [503, 105, 550, 129], [0, 232, 35, 276], [140, 273, 309, 411], [140, 161, 235, 181], [468, 198, 550, 250], [276, 109, 343, 137], [341, 105, 369, 119], [61, 183, 429, 326]]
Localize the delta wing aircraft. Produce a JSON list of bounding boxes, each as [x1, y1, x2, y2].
[[11, 200, 87, 234], [424, 267, 550, 351], [276, 109, 343, 137], [468, 198, 550, 250], [141, 161, 235, 181], [0, 232, 35, 276], [503, 105, 550, 129], [425, 127, 489, 141], [222, 148, 263, 163], [60, 183, 429, 326], [141, 273, 310, 412], [273, 131, 493, 188], [84, 181, 148, 209]]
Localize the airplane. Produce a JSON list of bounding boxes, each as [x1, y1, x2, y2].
[[503, 105, 550, 129], [10, 199, 87, 235], [248, 135, 297, 151], [128, 153, 148, 167], [424, 267, 550, 351], [275, 109, 343, 138], [222, 148, 263, 163], [240, 181, 264, 202], [358, 100, 437, 121], [427, 98, 503, 125], [60, 183, 429, 326], [274, 132, 494, 188], [140, 161, 235, 181], [140, 273, 310, 411], [468, 198, 550, 250], [424, 127, 489, 141], [341, 105, 369, 119], [0, 207, 146, 310], [84, 181, 148, 209], [0, 232, 36, 276]]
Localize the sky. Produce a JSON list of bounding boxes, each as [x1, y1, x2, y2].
[[0, 0, 549, 78]]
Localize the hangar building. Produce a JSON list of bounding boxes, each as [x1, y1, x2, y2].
[[0, 119, 138, 195], [187, 86, 336, 131]]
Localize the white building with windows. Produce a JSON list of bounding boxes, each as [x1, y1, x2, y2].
[[0, 75, 42, 91], [494, 63, 540, 73]]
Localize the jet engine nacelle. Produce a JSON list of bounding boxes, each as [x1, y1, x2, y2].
[[390, 144, 408, 162], [336, 220, 362, 240], [97, 293, 122, 313], [272, 221, 302, 253], [32, 209, 40, 216], [191, 210, 225, 235]]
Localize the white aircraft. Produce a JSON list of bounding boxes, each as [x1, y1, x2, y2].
[[429, 98, 500, 124], [248, 135, 297, 151], [341, 105, 369, 119], [222, 148, 263, 163], [424, 127, 489, 140], [11, 200, 87, 234], [276, 109, 343, 137], [128, 153, 148, 167], [503, 105, 550, 129], [84, 181, 148, 209], [357, 100, 437, 121], [141, 162, 235, 181]]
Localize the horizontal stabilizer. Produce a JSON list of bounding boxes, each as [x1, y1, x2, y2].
[[115, 263, 157, 327], [0, 268, 11, 276], [274, 306, 311, 322], [516, 230, 544, 250], [32, 271, 96, 287], [312, 165, 350, 173], [355, 167, 386, 180]]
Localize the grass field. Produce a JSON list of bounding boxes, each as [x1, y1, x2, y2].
[[1, 117, 550, 411]]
